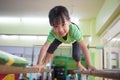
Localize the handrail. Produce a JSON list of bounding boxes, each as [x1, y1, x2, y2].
[[74, 69, 120, 79]]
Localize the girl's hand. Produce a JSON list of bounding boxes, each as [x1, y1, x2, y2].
[[78, 65, 87, 72], [33, 64, 46, 72], [87, 65, 96, 75], [88, 65, 96, 71]]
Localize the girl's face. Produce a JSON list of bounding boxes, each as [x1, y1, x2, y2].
[[53, 19, 71, 37]]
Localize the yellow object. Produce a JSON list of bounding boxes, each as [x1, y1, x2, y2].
[[5, 58, 15, 66], [3, 74, 15, 80]]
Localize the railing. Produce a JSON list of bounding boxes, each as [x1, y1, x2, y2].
[[0, 65, 53, 74], [74, 69, 120, 79]]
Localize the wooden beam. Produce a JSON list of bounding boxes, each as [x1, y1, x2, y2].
[[0, 65, 53, 74], [74, 69, 120, 79]]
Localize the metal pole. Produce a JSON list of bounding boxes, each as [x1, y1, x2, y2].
[[88, 45, 105, 80], [74, 69, 120, 79]]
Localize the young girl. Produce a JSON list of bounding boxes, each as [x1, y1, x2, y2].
[[36, 5, 95, 72]]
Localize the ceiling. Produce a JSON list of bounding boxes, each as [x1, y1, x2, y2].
[[0, 0, 105, 19]]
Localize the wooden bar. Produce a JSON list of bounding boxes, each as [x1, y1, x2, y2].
[[74, 69, 120, 79], [0, 65, 53, 74]]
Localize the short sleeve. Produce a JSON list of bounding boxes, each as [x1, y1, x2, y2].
[[73, 26, 83, 42], [46, 29, 55, 43]]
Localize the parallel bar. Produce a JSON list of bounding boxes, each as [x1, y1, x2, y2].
[[0, 65, 53, 74], [74, 69, 120, 79]]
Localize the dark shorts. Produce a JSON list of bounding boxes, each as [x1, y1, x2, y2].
[[47, 39, 81, 61]]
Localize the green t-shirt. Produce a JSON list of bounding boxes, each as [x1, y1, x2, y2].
[[47, 23, 83, 44]]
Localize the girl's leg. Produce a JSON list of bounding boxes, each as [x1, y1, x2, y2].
[[72, 41, 86, 71], [72, 41, 81, 61]]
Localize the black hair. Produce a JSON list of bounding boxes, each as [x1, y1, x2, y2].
[[48, 6, 70, 26]]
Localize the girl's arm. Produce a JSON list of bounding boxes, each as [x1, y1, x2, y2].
[[78, 40, 92, 67], [37, 41, 51, 66]]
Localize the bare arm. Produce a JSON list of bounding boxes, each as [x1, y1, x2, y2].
[[79, 40, 92, 67], [37, 41, 51, 66]]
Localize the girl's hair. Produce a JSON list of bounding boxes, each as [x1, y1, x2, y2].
[[48, 6, 70, 26]]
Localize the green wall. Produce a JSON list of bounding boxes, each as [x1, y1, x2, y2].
[[79, 19, 100, 46]]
